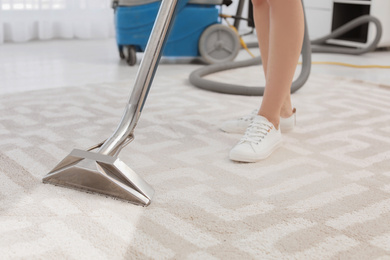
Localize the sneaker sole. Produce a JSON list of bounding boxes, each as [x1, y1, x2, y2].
[[229, 140, 283, 163], [221, 128, 246, 134]]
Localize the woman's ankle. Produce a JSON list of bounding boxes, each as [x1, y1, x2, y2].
[[280, 107, 294, 118], [258, 113, 280, 130]]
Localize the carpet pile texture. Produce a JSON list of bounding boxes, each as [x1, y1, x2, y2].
[[1, 71, 390, 259]]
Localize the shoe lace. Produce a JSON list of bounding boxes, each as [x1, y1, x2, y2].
[[241, 119, 273, 144]]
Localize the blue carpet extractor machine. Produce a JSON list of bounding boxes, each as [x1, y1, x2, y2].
[[114, 0, 241, 65]]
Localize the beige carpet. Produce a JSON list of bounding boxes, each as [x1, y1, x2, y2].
[[1, 70, 390, 259]]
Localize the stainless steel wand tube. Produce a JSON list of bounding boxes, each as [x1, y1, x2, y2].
[[98, 0, 179, 156]]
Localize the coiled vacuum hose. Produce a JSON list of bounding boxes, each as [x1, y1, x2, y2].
[[189, 15, 383, 96]]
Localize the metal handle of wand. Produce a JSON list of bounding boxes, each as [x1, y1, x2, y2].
[[98, 0, 179, 156]]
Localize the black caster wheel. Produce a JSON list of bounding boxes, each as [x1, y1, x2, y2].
[[125, 45, 137, 66]]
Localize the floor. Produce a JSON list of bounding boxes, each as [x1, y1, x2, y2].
[[0, 38, 390, 95], [2, 50, 390, 259], [2, 38, 390, 259]]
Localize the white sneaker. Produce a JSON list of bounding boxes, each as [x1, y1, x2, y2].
[[221, 108, 296, 134], [229, 115, 282, 162]]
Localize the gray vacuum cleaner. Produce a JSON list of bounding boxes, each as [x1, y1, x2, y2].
[[189, 2, 383, 96], [42, 0, 184, 207]]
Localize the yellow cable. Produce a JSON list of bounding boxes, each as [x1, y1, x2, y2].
[[299, 61, 390, 69], [231, 26, 256, 58]]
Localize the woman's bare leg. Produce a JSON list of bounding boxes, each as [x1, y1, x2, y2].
[[252, 0, 270, 77], [252, 0, 304, 128]]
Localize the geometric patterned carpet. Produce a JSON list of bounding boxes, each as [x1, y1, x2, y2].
[[1, 68, 390, 259]]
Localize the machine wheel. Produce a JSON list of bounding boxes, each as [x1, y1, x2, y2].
[[199, 24, 240, 64], [126, 45, 137, 66], [121, 45, 137, 66], [119, 46, 125, 59]]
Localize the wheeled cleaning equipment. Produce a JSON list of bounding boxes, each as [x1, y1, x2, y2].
[[42, 0, 188, 207], [114, 0, 241, 65]]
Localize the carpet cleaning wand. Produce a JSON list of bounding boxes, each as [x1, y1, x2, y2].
[[42, 0, 186, 207]]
